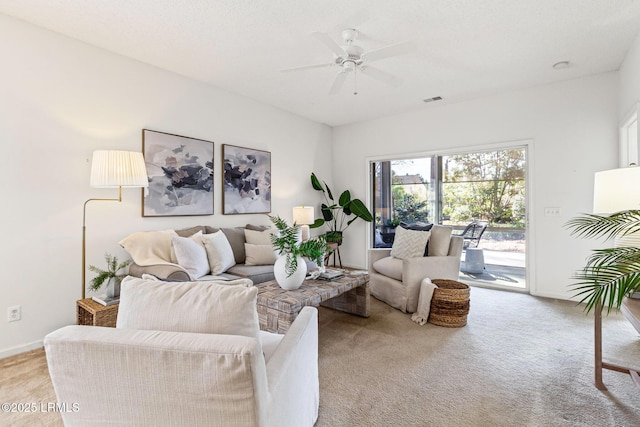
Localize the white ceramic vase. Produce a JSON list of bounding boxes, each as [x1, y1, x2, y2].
[[274, 255, 307, 290]]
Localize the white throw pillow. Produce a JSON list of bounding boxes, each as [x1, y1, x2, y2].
[[171, 232, 210, 279], [116, 276, 260, 343], [390, 226, 431, 260], [201, 230, 236, 275], [119, 229, 177, 266], [244, 228, 275, 245], [244, 243, 278, 265]]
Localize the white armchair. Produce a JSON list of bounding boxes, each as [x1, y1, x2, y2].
[[45, 277, 319, 427], [369, 226, 463, 313]]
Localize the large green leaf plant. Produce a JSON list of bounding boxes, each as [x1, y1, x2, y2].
[[309, 173, 373, 242], [566, 210, 640, 313]]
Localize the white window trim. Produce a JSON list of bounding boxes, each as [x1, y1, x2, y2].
[[619, 103, 640, 168]]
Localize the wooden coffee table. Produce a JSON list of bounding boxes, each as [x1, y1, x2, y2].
[[255, 269, 370, 333]]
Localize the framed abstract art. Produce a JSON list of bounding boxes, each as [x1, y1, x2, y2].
[[142, 129, 214, 217], [222, 144, 271, 214]]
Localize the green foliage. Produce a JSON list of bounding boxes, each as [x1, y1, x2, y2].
[[88, 253, 131, 292], [391, 187, 429, 223], [309, 173, 373, 237], [443, 149, 525, 226], [269, 215, 328, 277], [565, 210, 640, 313]]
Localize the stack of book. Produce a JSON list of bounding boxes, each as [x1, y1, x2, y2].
[[92, 295, 120, 306], [318, 269, 344, 281]]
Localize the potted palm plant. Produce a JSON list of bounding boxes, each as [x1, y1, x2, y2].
[[309, 172, 373, 244], [565, 210, 640, 313], [269, 215, 328, 290]]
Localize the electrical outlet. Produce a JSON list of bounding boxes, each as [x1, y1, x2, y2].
[[8, 305, 21, 322], [544, 207, 561, 217]]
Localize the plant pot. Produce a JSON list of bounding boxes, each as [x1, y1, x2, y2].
[[274, 255, 307, 290], [325, 231, 343, 246], [105, 277, 121, 299]]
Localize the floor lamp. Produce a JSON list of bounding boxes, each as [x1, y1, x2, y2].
[[82, 150, 148, 299], [592, 165, 640, 390]]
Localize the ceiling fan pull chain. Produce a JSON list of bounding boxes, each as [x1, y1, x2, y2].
[[353, 68, 358, 96]]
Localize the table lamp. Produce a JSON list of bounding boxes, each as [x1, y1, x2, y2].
[[292, 206, 315, 242], [82, 150, 148, 299]]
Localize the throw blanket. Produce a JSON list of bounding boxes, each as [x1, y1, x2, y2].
[[411, 278, 438, 325]]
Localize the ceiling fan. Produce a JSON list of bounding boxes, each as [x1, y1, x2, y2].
[[280, 28, 415, 95]]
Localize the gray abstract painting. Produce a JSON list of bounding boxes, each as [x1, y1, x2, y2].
[[223, 144, 271, 214], [142, 129, 214, 216]]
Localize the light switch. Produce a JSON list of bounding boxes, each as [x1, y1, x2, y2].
[[544, 207, 561, 217]]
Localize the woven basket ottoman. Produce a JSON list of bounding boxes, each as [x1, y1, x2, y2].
[[428, 279, 470, 327]]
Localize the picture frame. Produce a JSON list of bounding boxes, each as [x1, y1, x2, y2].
[[142, 129, 214, 217], [222, 144, 271, 214]]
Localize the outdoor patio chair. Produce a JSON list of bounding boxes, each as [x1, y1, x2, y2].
[[458, 220, 488, 249]]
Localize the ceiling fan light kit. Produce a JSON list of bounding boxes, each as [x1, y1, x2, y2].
[[281, 27, 415, 95]]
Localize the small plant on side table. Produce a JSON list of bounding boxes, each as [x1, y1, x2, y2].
[[88, 254, 131, 298]]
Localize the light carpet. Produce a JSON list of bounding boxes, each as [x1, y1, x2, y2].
[[316, 287, 640, 426]]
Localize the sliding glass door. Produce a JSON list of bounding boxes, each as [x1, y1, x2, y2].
[[370, 145, 527, 291]]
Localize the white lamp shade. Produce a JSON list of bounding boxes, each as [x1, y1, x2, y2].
[[90, 150, 148, 188], [292, 206, 315, 225], [593, 166, 640, 213]]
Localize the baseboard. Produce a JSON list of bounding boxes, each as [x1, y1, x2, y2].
[[529, 289, 573, 301], [0, 340, 44, 360]]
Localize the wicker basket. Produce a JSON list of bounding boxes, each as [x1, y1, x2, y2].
[[428, 279, 470, 327]]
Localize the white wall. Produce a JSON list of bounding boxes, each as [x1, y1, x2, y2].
[[332, 72, 619, 300], [0, 14, 332, 357], [620, 31, 640, 119]]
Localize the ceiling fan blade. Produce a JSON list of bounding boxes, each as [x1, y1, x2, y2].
[[360, 66, 403, 87], [362, 41, 416, 63], [329, 71, 349, 95], [280, 62, 333, 72], [311, 32, 347, 57]]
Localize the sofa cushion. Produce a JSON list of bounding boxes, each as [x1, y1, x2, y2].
[[171, 232, 210, 279], [226, 264, 275, 284], [245, 243, 278, 266], [245, 228, 275, 245], [390, 226, 431, 260], [221, 227, 247, 264], [117, 276, 260, 343], [204, 225, 219, 234], [245, 223, 270, 231], [202, 230, 236, 274], [119, 229, 177, 266], [175, 225, 206, 237], [428, 225, 453, 256], [372, 256, 403, 281]]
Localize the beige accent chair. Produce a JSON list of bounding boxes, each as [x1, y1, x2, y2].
[[45, 277, 319, 427], [369, 225, 464, 313]]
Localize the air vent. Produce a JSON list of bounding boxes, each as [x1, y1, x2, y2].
[[423, 96, 443, 103]]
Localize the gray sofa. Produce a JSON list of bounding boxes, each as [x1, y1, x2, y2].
[[125, 224, 314, 284]]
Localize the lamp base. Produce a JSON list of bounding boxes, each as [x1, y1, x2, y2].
[[300, 225, 310, 242]]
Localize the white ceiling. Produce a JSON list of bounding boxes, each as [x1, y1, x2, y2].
[[1, 0, 640, 126]]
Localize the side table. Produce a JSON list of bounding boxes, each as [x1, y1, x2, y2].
[[76, 298, 118, 327]]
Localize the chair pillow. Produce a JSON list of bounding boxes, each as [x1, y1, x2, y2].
[[201, 230, 236, 275], [428, 225, 453, 256], [171, 232, 210, 279], [244, 243, 278, 265], [116, 276, 260, 342], [390, 226, 431, 260], [119, 230, 177, 266]]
